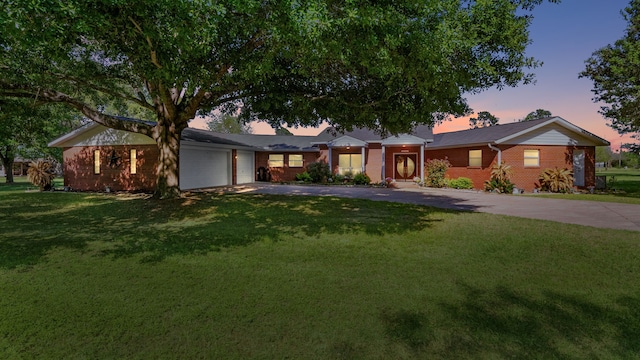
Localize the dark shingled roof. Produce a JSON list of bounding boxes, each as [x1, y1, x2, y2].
[[315, 125, 434, 142], [190, 131, 320, 151], [429, 117, 609, 148], [181, 128, 253, 148]]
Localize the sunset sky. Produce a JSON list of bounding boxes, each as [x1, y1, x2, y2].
[[190, 0, 634, 150]]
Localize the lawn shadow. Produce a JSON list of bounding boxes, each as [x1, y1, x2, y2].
[[434, 283, 640, 358], [0, 191, 461, 268]]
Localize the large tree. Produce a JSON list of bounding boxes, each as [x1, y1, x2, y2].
[[581, 0, 640, 152], [207, 114, 253, 134], [0, 100, 82, 183], [469, 111, 499, 129], [0, 0, 557, 198], [521, 108, 552, 121]]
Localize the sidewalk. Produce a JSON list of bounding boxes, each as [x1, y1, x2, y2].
[[235, 183, 640, 232]]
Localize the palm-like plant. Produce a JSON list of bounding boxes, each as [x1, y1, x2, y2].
[[27, 160, 55, 191], [484, 162, 514, 193], [539, 167, 574, 193]]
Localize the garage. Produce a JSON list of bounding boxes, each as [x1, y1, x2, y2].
[[236, 150, 255, 184], [180, 144, 231, 190]]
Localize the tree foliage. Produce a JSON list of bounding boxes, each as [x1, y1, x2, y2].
[[581, 0, 640, 150], [521, 108, 552, 121], [0, 0, 557, 197], [0, 99, 83, 183], [207, 114, 252, 134], [469, 111, 499, 129]]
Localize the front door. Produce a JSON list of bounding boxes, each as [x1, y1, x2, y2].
[[573, 149, 585, 187], [395, 154, 416, 181]]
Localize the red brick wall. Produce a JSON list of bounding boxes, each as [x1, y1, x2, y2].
[[63, 145, 158, 192], [425, 145, 597, 191], [255, 151, 320, 182]]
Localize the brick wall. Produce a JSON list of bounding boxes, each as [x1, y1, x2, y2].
[[63, 145, 158, 192], [255, 151, 320, 182], [425, 145, 597, 191]]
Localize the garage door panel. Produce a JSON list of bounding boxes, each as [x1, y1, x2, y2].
[[236, 150, 254, 184], [180, 147, 230, 190]]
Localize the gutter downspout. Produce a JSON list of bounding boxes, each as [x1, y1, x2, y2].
[[488, 143, 501, 164]]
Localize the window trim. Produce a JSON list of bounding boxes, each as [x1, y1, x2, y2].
[[130, 149, 137, 174], [268, 154, 284, 168], [94, 150, 101, 174], [524, 149, 540, 167], [338, 153, 363, 175], [468, 149, 482, 167], [288, 154, 304, 168]]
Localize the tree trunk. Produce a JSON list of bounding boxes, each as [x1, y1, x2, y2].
[[151, 120, 184, 199], [1, 146, 15, 184]]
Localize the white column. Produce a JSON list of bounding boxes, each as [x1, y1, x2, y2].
[[328, 145, 332, 174], [361, 147, 366, 174], [381, 145, 386, 180], [420, 144, 425, 183]]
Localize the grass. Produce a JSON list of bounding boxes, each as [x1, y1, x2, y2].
[[1, 181, 639, 358]]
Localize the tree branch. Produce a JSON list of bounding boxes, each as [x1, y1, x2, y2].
[[128, 16, 163, 69]]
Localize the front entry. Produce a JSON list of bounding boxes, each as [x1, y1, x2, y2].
[[395, 154, 417, 181]]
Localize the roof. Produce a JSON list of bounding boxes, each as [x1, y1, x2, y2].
[[315, 124, 434, 143], [209, 132, 320, 151], [430, 117, 610, 149]]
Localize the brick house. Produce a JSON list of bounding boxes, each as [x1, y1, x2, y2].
[[49, 116, 609, 192]]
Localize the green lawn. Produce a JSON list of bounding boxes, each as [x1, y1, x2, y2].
[[1, 182, 639, 358]]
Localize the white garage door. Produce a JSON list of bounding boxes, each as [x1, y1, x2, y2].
[[180, 147, 231, 190], [236, 150, 254, 184]]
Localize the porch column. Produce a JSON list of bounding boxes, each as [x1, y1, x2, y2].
[[381, 145, 386, 180], [328, 145, 333, 174], [420, 144, 425, 183], [361, 147, 366, 174]]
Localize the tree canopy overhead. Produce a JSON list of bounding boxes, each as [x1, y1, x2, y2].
[[0, 0, 558, 197], [581, 0, 640, 153]]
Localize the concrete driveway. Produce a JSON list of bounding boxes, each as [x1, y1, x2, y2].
[[232, 183, 640, 232]]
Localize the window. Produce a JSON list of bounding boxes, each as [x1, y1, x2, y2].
[[94, 150, 101, 174], [468, 150, 482, 167], [268, 154, 284, 167], [524, 149, 540, 167], [289, 154, 303, 167], [338, 154, 362, 175], [130, 149, 137, 174]]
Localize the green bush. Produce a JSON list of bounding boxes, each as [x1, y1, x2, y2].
[[447, 177, 474, 189], [353, 173, 371, 185], [295, 171, 312, 182], [425, 159, 451, 188], [307, 161, 331, 183]]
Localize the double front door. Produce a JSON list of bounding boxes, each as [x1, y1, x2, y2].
[[395, 154, 417, 181]]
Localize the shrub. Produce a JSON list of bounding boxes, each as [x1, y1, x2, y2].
[[295, 171, 312, 182], [539, 167, 574, 193], [332, 173, 346, 183], [353, 173, 371, 185], [484, 162, 514, 193], [306, 161, 331, 183], [27, 160, 55, 191], [424, 159, 450, 188], [448, 177, 474, 189]]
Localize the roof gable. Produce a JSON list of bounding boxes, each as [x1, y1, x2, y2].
[[430, 117, 609, 149], [328, 135, 367, 147], [49, 123, 155, 147]]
